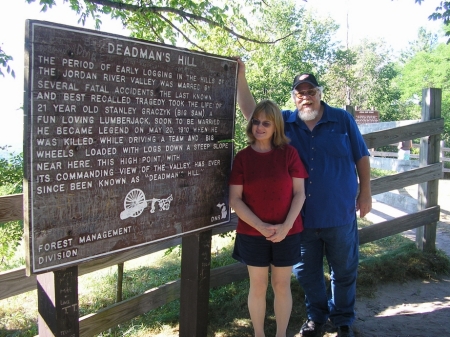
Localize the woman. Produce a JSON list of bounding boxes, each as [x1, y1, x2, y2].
[[229, 100, 308, 337]]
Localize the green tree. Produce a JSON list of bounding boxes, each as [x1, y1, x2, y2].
[[185, 0, 339, 152], [419, 0, 450, 43], [0, 149, 23, 194], [323, 40, 401, 121], [351, 41, 401, 121], [400, 27, 439, 62], [26, 0, 294, 49], [219, 2, 340, 108], [320, 49, 358, 107], [29, 0, 450, 44], [395, 42, 450, 141]]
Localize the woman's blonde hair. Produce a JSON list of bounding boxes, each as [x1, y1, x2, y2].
[[246, 99, 290, 147]]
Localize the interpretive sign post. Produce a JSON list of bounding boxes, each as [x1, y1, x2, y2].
[[180, 230, 212, 337], [37, 266, 79, 337], [23, 20, 237, 275]]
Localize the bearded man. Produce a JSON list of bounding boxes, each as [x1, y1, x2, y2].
[[236, 59, 372, 337]]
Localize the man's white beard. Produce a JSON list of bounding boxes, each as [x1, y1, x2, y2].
[[298, 109, 319, 121]]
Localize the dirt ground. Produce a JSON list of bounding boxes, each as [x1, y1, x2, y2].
[[290, 180, 450, 337], [350, 275, 450, 337]]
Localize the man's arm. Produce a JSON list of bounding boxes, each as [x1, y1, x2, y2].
[[356, 155, 372, 218], [236, 58, 256, 120]]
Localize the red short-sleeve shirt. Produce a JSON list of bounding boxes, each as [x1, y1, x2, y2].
[[229, 144, 308, 236]]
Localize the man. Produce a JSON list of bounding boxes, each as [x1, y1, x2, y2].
[[236, 58, 372, 337]]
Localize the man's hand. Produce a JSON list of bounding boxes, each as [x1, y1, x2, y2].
[[356, 192, 372, 218]]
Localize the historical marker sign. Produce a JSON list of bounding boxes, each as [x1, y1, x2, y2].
[[354, 110, 380, 124], [24, 20, 237, 274]]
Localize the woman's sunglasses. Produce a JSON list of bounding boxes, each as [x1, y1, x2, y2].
[[251, 119, 272, 128]]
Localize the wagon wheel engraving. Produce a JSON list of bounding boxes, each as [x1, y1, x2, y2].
[[123, 188, 146, 218]]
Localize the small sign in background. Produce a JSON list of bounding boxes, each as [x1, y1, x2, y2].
[[354, 110, 380, 124]]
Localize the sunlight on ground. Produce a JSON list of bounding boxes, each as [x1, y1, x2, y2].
[[378, 298, 450, 316], [373, 278, 450, 318], [141, 326, 179, 336]]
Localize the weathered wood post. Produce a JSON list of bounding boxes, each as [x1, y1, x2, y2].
[[37, 266, 79, 336], [417, 88, 442, 251], [179, 230, 212, 337], [345, 105, 355, 118], [116, 262, 124, 302]]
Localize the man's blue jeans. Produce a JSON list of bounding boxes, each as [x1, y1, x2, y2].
[[292, 218, 359, 327]]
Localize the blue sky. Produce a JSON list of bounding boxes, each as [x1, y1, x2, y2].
[[0, 0, 444, 155]]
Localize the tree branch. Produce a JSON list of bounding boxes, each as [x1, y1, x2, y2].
[[156, 13, 207, 52], [86, 0, 291, 44]]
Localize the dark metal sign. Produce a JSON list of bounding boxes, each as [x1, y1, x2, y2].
[[24, 20, 237, 274]]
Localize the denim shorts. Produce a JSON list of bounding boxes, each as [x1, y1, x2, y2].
[[232, 232, 301, 267]]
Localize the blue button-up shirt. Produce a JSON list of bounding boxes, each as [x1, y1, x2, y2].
[[282, 102, 369, 228]]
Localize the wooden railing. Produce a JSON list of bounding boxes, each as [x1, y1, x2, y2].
[[0, 88, 444, 336], [369, 142, 450, 173]]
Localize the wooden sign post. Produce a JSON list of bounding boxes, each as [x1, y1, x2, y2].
[[37, 266, 79, 337], [180, 230, 212, 337]]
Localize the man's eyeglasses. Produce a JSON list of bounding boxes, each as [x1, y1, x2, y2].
[[293, 89, 318, 99], [251, 119, 272, 128]]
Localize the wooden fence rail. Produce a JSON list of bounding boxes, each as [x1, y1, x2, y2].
[[0, 88, 445, 336], [369, 142, 450, 173]]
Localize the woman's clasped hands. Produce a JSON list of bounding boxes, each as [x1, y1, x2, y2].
[[259, 223, 291, 243]]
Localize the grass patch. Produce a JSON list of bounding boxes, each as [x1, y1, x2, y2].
[[0, 290, 38, 337], [358, 240, 450, 297], [370, 167, 397, 178], [1, 226, 450, 336]]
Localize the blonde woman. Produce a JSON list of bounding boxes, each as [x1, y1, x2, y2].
[[229, 100, 308, 337]]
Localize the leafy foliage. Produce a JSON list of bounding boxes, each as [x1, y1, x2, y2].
[[233, 109, 248, 155], [242, 7, 340, 109], [184, 0, 340, 152], [0, 220, 23, 270], [23, 1, 450, 48], [399, 27, 439, 62], [0, 150, 23, 194], [320, 49, 358, 106], [423, 0, 450, 43], [322, 39, 403, 122], [0, 150, 24, 270], [395, 42, 450, 142], [27, 0, 288, 50], [0, 46, 15, 78]]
